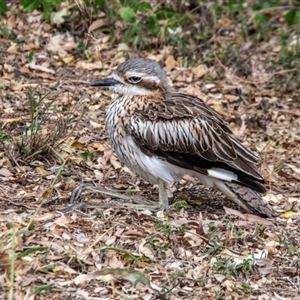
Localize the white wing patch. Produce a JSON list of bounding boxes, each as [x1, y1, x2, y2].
[[207, 168, 238, 182]]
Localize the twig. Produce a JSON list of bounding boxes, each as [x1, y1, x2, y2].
[[82, 225, 117, 256], [247, 6, 293, 25], [277, 109, 300, 118], [276, 277, 299, 292]]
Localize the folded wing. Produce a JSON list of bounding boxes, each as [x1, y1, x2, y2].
[[128, 93, 266, 193]]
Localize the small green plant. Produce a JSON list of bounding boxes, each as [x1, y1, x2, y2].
[[156, 221, 172, 234], [33, 285, 55, 295], [0, 131, 13, 142], [26, 50, 35, 63], [230, 281, 254, 294], [0, 0, 63, 21], [118, 1, 190, 51], [206, 222, 223, 254], [207, 222, 219, 239], [173, 200, 192, 209], [239, 257, 256, 275], [255, 223, 266, 237], [176, 223, 190, 234], [0, 25, 26, 47], [213, 257, 235, 274], [0, 25, 16, 40], [79, 152, 95, 162], [63, 247, 88, 272], [93, 210, 104, 218], [0, 224, 33, 300], [171, 270, 185, 281], [241, 281, 254, 294], [222, 219, 244, 237], [214, 288, 223, 299], [0, 0, 6, 15], [282, 237, 296, 254], [145, 237, 170, 253], [156, 221, 189, 235], [213, 255, 256, 276], [21, 0, 62, 22], [18, 90, 76, 159], [227, 0, 247, 15]]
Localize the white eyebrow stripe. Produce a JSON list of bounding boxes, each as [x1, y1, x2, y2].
[[126, 72, 160, 83]]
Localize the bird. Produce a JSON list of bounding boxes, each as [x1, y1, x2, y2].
[[70, 58, 278, 218]]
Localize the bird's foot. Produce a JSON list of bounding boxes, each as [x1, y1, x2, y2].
[[64, 183, 164, 213]]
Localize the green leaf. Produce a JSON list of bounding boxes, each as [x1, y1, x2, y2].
[[64, 177, 76, 185], [86, 268, 161, 291], [119, 0, 137, 6], [155, 7, 177, 20], [119, 7, 136, 24], [22, 0, 42, 12], [252, 0, 281, 10], [123, 23, 139, 40], [285, 9, 300, 26], [173, 200, 192, 209], [0, 131, 13, 142], [21, 0, 62, 22], [0, 26, 16, 40], [79, 152, 94, 162], [33, 285, 55, 295], [41, 1, 51, 22], [0, 0, 7, 15], [253, 13, 271, 30], [16, 246, 48, 259], [146, 15, 160, 35], [135, 2, 152, 13], [101, 246, 139, 261], [228, 0, 246, 14]]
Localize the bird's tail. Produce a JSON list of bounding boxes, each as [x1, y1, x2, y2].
[[224, 182, 279, 218]]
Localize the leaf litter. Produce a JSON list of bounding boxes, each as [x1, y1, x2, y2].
[[0, 2, 300, 300]]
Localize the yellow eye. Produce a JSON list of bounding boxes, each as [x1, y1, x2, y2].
[[128, 76, 141, 84]]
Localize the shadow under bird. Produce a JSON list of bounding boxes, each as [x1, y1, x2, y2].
[[71, 58, 278, 218]]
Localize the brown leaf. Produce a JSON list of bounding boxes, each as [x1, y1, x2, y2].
[[196, 212, 207, 237], [88, 19, 109, 32], [192, 64, 208, 78], [223, 206, 246, 219], [165, 55, 178, 71], [93, 142, 107, 151], [0, 168, 13, 177]]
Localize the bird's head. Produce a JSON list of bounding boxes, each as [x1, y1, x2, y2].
[[90, 58, 172, 99]]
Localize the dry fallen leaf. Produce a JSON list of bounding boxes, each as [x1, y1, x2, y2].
[[51, 8, 69, 25], [165, 55, 178, 71], [192, 64, 208, 78], [1, 4, 299, 299], [280, 211, 297, 218], [110, 156, 122, 170], [0, 168, 13, 177]]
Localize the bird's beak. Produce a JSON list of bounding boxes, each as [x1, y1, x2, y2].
[[90, 78, 118, 87]]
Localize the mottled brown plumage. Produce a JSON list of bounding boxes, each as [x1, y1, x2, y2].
[[71, 58, 278, 218]]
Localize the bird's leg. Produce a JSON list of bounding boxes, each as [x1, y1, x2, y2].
[[70, 183, 137, 204], [157, 178, 169, 210], [66, 182, 167, 213]]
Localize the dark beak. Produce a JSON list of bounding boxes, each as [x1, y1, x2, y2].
[[90, 78, 118, 87]]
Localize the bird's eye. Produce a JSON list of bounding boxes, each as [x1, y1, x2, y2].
[[128, 76, 141, 84]]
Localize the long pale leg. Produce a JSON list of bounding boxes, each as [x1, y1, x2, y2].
[[157, 178, 169, 210], [63, 182, 169, 213]]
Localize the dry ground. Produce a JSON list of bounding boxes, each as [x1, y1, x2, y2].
[[1, 2, 300, 300]]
